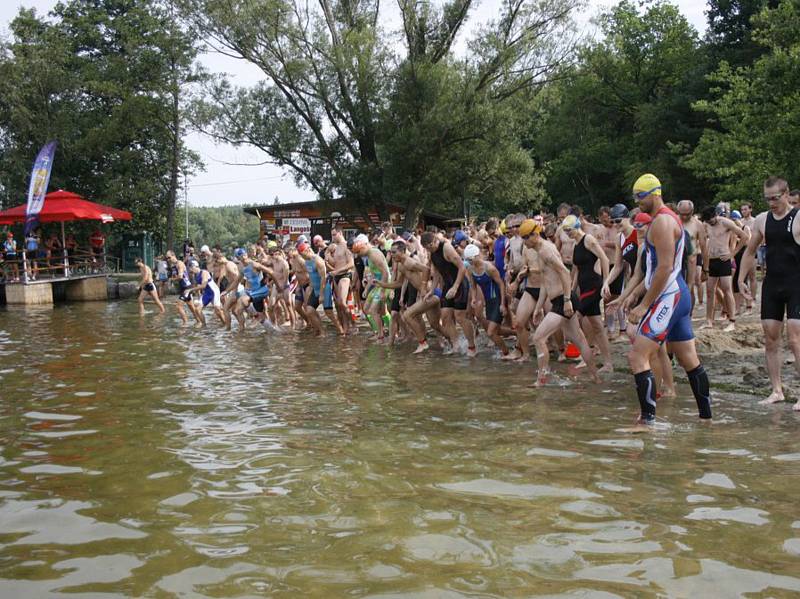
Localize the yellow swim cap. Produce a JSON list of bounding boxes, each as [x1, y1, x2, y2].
[[519, 218, 542, 237], [499, 219, 507, 234], [633, 174, 662, 197], [267, 240, 278, 249], [561, 214, 581, 230]]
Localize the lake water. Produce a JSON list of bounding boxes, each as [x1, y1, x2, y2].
[[0, 301, 799, 597]]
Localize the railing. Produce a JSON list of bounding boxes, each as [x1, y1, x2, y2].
[[0, 249, 121, 283]]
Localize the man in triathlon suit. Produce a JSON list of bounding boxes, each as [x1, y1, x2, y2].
[[166, 250, 193, 325], [287, 244, 310, 330], [701, 204, 747, 331], [299, 242, 332, 336], [234, 249, 272, 331], [352, 236, 391, 341], [187, 259, 225, 327], [135, 257, 165, 315], [737, 176, 800, 410], [421, 231, 477, 357], [521, 219, 599, 386], [623, 174, 712, 426]]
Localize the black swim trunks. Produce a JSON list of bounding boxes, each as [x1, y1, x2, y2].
[[334, 271, 352, 284], [142, 282, 155, 293], [441, 280, 469, 311], [524, 287, 540, 301], [761, 276, 800, 321], [709, 257, 732, 278], [551, 292, 580, 319]]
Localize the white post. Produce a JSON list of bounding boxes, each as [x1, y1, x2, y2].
[[22, 249, 29, 284], [61, 221, 69, 277]]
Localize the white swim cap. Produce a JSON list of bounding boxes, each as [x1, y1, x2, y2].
[[463, 244, 481, 260], [200, 244, 210, 254], [355, 233, 369, 245]]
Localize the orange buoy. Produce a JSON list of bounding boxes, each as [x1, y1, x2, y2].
[[565, 342, 581, 359]]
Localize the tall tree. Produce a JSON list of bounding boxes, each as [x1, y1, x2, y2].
[[532, 1, 708, 211], [684, 0, 800, 205], [184, 0, 578, 224], [0, 0, 203, 247]]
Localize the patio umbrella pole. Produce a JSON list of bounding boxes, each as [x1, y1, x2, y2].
[[61, 221, 69, 277]]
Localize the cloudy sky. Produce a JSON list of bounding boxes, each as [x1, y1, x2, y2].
[[1, 0, 708, 208]]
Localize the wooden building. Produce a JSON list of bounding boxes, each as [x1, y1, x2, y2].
[[243, 200, 456, 240]]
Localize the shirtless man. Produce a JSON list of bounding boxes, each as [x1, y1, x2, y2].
[[676, 200, 708, 313], [596, 206, 624, 338], [327, 225, 355, 334], [555, 203, 576, 269], [702, 204, 747, 331], [135, 257, 165, 315], [617, 174, 712, 427], [421, 231, 477, 356], [269, 247, 294, 328], [506, 221, 545, 361], [166, 250, 192, 325], [233, 248, 272, 331], [217, 253, 243, 330], [739, 202, 757, 300], [287, 245, 310, 330], [523, 219, 599, 386], [737, 176, 800, 410], [383, 241, 449, 353]]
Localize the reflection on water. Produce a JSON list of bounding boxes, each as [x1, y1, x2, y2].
[[1, 301, 799, 597]]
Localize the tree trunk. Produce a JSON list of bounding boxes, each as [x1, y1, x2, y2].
[[404, 198, 418, 229], [166, 83, 180, 252]]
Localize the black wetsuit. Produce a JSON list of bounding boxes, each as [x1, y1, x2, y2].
[[572, 236, 602, 317], [431, 242, 468, 310], [761, 208, 800, 321]]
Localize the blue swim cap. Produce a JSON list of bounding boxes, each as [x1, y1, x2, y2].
[[453, 230, 469, 244], [731, 210, 742, 220], [234, 248, 246, 258]]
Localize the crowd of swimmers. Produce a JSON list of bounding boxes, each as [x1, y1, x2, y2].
[[135, 174, 800, 427]]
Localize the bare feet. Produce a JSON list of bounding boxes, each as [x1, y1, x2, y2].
[[722, 321, 735, 332], [699, 321, 713, 330], [467, 347, 477, 358], [660, 387, 677, 399], [534, 370, 549, 387], [793, 400, 800, 412], [413, 341, 429, 354], [760, 390, 785, 405], [598, 363, 614, 374], [502, 349, 522, 361]]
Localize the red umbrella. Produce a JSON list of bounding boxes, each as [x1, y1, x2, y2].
[[0, 190, 132, 224]]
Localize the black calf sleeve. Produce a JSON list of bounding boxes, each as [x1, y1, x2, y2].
[[634, 370, 657, 423], [687, 364, 712, 419]]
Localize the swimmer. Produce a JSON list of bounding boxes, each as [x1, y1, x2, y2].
[[737, 176, 800, 410], [328, 225, 355, 334], [421, 231, 477, 356], [298, 242, 331, 336], [352, 236, 391, 341], [520, 219, 600, 386], [187, 259, 226, 327], [464, 244, 509, 356], [621, 174, 712, 427], [701, 203, 748, 331], [166, 250, 193, 325], [676, 200, 708, 312], [134, 257, 165, 315], [561, 214, 613, 372]]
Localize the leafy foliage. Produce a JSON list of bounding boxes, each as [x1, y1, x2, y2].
[[0, 0, 204, 246]]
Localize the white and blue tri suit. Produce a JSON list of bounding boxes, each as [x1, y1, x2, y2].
[[197, 269, 221, 308], [637, 206, 693, 344]]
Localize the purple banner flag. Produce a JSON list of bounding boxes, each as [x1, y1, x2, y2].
[[24, 141, 57, 235]]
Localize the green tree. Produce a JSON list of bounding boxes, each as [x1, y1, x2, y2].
[[684, 0, 800, 205], [532, 1, 708, 211], [705, 0, 781, 68], [184, 0, 578, 225], [0, 0, 204, 248]]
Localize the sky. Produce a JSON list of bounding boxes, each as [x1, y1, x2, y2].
[[0, 0, 709, 208]]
